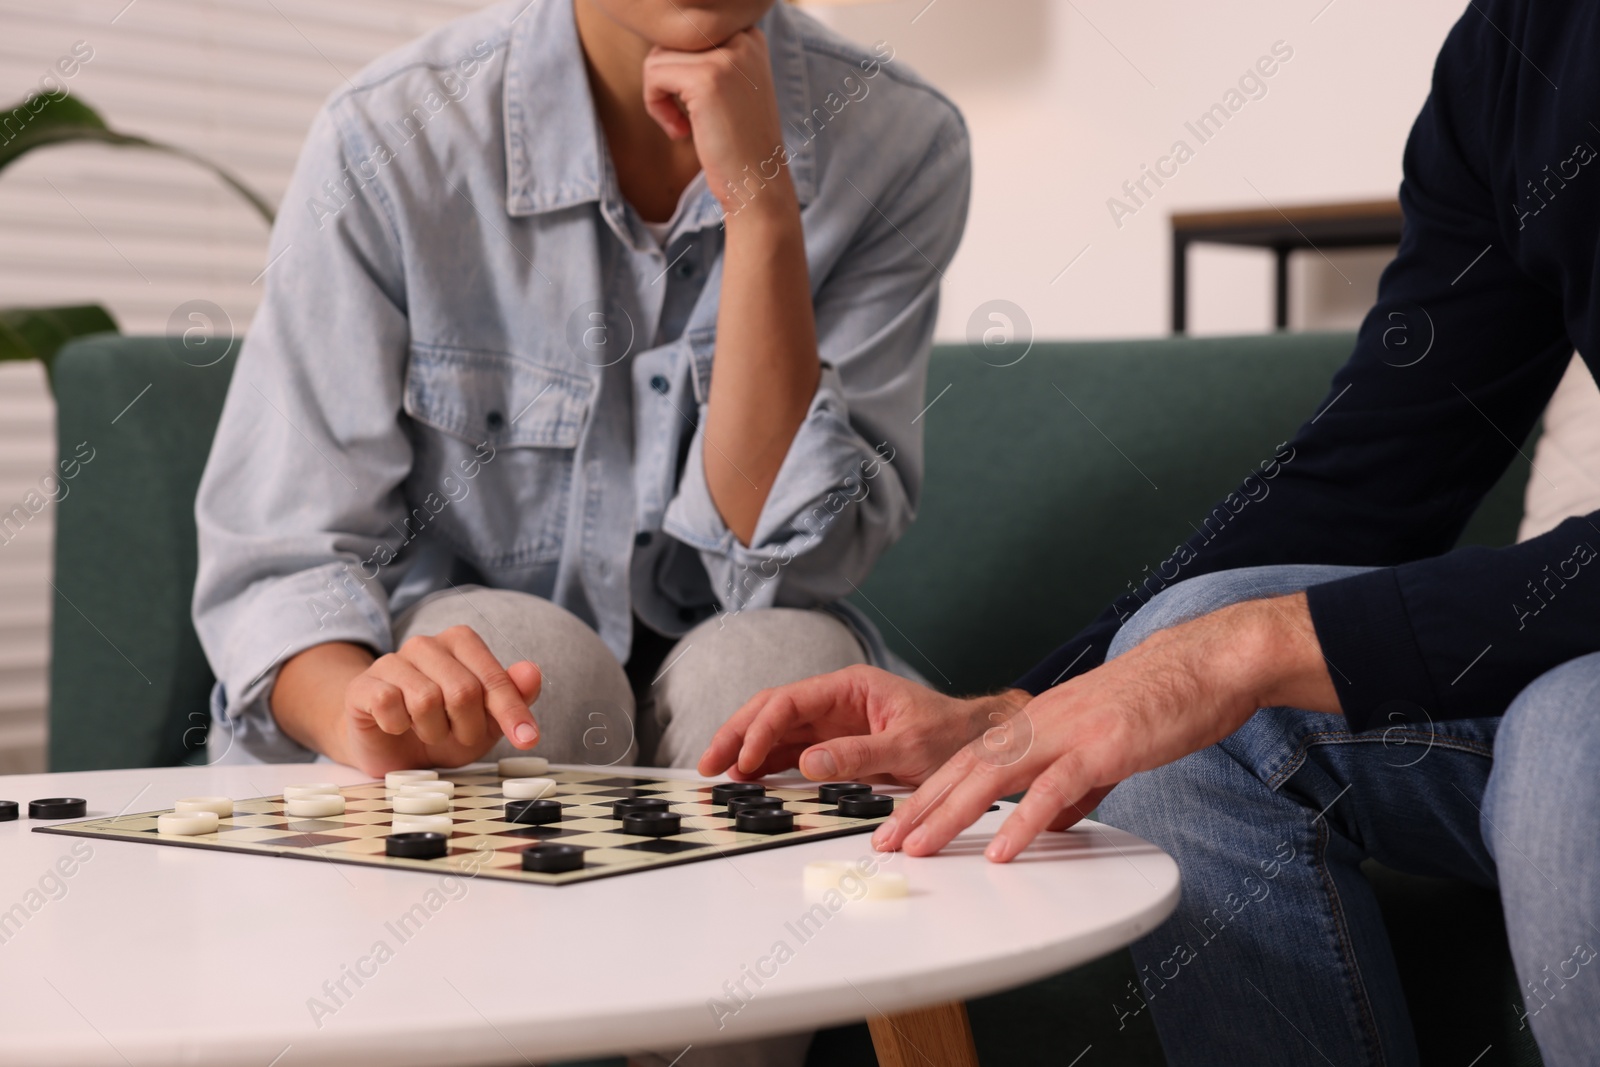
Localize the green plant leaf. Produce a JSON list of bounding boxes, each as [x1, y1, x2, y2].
[[0, 305, 119, 384], [0, 92, 275, 223]]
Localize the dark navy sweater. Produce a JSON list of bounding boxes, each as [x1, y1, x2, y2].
[[1018, 0, 1600, 732]]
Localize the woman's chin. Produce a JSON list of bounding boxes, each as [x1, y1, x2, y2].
[[591, 0, 771, 52], [646, 14, 755, 51]]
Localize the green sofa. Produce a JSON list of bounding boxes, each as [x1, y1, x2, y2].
[[48, 332, 1542, 1066]]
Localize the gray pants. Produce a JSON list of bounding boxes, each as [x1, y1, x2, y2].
[[393, 585, 866, 771], [392, 586, 866, 1067]]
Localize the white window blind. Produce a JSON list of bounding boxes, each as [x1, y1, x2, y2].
[[0, 362, 53, 773], [0, 0, 489, 770]]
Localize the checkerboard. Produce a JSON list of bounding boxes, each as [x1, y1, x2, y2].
[[32, 768, 898, 886]]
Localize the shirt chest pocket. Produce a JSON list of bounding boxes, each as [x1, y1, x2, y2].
[[403, 342, 593, 569]]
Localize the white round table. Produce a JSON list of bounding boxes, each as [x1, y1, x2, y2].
[[0, 763, 1178, 1066]]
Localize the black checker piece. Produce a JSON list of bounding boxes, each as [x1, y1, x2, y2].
[[728, 795, 786, 815], [619, 839, 701, 854], [504, 826, 582, 840], [837, 794, 894, 818], [710, 782, 765, 805], [522, 844, 585, 873], [818, 783, 872, 805]]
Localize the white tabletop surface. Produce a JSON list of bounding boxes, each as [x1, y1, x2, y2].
[[0, 762, 1178, 1067]]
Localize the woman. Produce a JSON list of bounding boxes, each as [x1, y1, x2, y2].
[[193, 0, 969, 786]]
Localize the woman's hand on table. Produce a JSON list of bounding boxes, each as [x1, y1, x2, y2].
[[275, 628, 543, 776]]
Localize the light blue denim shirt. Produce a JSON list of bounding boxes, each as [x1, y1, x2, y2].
[[192, 0, 970, 762]]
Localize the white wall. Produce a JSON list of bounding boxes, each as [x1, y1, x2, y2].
[[809, 0, 1467, 340], [0, 0, 1466, 769]]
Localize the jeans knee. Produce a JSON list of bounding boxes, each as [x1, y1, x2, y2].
[[1098, 749, 1216, 842], [1484, 652, 1600, 840], [1110, 573, 1235, 659], [1107, 564, 1368, 659], [1097, 706, 1319, 856], [1493, 652, 1600, 764]]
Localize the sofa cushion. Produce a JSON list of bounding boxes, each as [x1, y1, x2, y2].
[[851, 333, 1531, 695], [49, 334, 234, 771]]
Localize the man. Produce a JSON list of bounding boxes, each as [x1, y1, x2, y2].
[[699, 1, 1599, 1063]]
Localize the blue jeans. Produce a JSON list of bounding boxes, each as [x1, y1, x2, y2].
[[1096, 565, 1600, 1067]]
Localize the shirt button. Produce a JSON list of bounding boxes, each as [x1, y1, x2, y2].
[[675, 260, 695, 280], [650, 375, 670, 394], [635, 531, 652, 547], [485, 410, 505, 432]]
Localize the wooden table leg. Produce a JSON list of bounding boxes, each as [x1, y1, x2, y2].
[[867, 1000, 980, 1067], [1274, 244, 1292, 330], [1171, 232, 1189, 334]]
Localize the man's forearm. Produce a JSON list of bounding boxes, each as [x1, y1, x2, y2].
[[704, 190, 820, 545], [1231, 593, 1343, 716]]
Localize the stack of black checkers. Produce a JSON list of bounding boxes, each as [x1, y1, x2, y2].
[[819, 782, 894, 818], [611, 797, 671, 817], [709, 782, 764, 804], [710, 782, 797, 834], [613, 796, 682, 837]]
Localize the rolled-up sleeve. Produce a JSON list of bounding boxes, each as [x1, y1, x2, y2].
[[663, 111, 971, 613], [192, 102, 414, 760]]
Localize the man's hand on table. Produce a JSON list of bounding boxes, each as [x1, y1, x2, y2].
[[698, 666, 1031, 786], [699, 593, 1340, 862]]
